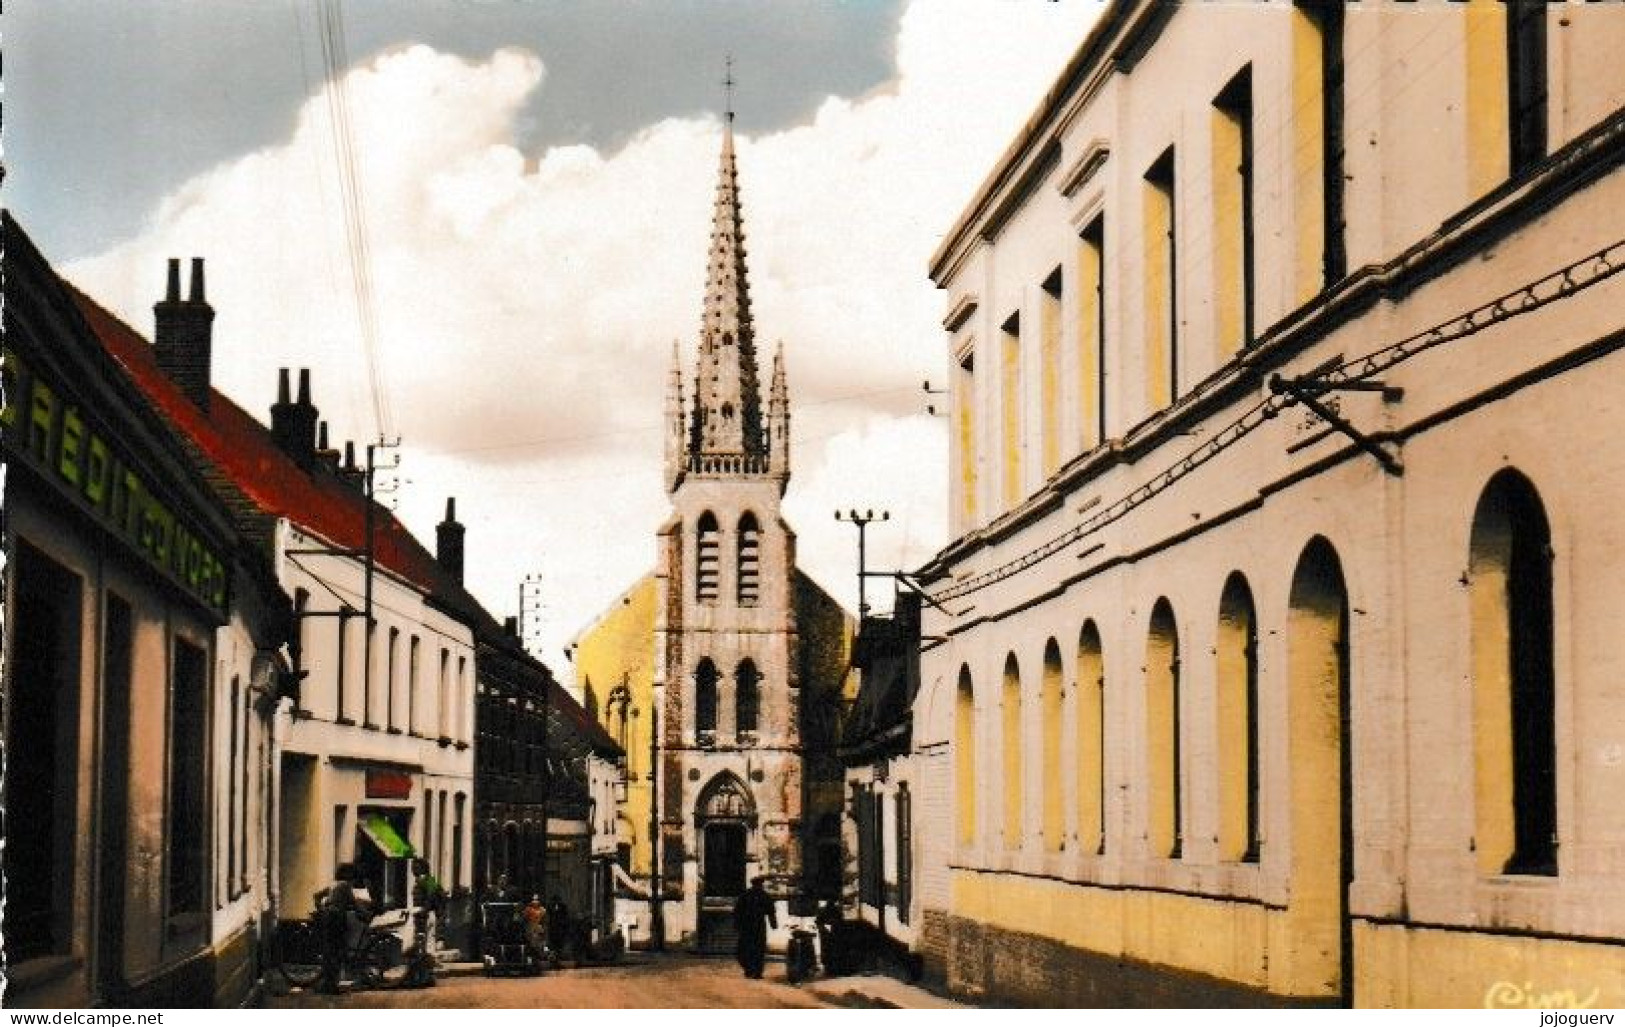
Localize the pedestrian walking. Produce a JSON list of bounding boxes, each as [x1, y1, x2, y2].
[[733, 876, 777, 980]]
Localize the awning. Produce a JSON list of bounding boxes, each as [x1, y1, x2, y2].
[[361, 814, 416, 859]]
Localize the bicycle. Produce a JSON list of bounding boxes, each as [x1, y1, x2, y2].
[[276, 907, 413, 990]]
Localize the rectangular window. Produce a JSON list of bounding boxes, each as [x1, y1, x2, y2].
[[239, 685, 252, 891], [387, 627, 400, 732], [956, 348, 977, 525], [458, 655, 469, 743], [364, 621, 376, 727], [292, 588, 310, 713], [452, 793, 465, 891], [1000, 312, 1022, 509], [227, 674, 240, 900], [439, 648, 451, 741], [1039, 269, 1063, 477], [336, 614, 350, 724], [1507, 0, 1547, 175], [1295, 1, 1345, 294], [409, 635, 421, 735], [168, 637, 209, 918], [4, 543, 84, 965], [1214, 66, 1255, 357], [1143, 149, 1178, 410], [1078, 217, 1106, 449]]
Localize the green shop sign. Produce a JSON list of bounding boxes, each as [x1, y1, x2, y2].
[[3, 351, 230, 617]]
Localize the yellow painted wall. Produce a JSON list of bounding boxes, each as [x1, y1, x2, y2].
[[1145, 607, 1178, 857], [957, 353, 977, 525], [1040, 283, 1062, 477], [1076, 231, 1103, 451], [1001, 330, 1022, 509], [956, 669, 977, 847], [572, 575, 658, 875], [1464, 0, 1510, 199], [1291, 7, 1327, 305], [1041, 643, 1063, 853], [1216, 583, 1254, 863], [1142, 175, 1173, 412], [1469, 508, 1516, 875], [951, 871, 1274, 992], [1001, 656, 1023, 850], [1076, 629, 1104, 854], [1212, 103, 1246, 359], [1355, 921, 1625, 1009]]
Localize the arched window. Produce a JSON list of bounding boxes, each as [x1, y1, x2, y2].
[[695, 659, 719, 742], [1287, 536, 1351, 997], [697, 512, 720, 603], [736, 660, 760, 738], [1146, 599, 1181, 858], [1217, 573, 1260, 862], [1002, 653, 1023, 851], [737, 513, 761, 606], [1041, 639, 1064, 853], [1077, 621, 1105, 855], [1470, 470, 1556, 876], [955, 666, 977, 848]]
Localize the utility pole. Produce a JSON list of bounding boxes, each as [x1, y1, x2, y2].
[[648, 699, 664, 950], [834, 509, 890, 617]]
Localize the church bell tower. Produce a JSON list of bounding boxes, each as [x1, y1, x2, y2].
[[654, 82, 802, 949]]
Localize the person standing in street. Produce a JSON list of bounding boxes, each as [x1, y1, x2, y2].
[[733, 876, 777, 980]]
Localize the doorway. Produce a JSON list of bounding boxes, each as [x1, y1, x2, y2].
[[703, 822, 747, 898]]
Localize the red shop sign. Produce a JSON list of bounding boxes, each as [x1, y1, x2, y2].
[[366, 770, 413, 800]]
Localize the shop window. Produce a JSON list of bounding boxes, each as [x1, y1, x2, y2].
[[3, 542, 83, 964], [168, 637, 209, 918]]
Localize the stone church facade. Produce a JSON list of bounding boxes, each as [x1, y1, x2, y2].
[[574, 112, 853, 951]]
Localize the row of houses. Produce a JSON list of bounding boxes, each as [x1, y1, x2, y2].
[[843, 1, 1625, 1008], [2, 212, 622, 1008]]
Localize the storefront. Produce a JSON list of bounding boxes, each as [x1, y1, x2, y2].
[[2, 218, 246, 1007]]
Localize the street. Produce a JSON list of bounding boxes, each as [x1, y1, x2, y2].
[[265, 953, 887, 1010]]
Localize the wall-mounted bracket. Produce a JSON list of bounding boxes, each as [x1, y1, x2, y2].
[[1270, 373, 1403, 476]]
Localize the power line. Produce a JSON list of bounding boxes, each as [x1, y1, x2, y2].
[[316, 0, 395, 441], [930, 236, 1625, 604]]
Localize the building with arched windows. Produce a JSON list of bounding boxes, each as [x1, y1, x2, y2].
[[572, 109, 854, 950], [912, 0, 1625, 1008]]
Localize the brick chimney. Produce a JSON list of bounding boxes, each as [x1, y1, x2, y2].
[[436, 497, 465, 584], [338, 440, 366, 489], [269, 367, 320, 465], [153, 257, 215, 409]]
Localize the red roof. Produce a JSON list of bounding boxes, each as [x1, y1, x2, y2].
[[69, 284, 453, 595]]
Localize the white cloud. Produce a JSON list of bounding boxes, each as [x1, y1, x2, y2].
[[65, 1, 1101, 662]]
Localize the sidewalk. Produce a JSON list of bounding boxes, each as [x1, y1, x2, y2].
[[804, 973, 967, 1010]]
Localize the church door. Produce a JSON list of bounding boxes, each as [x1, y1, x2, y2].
[[703, 823, 747, 898]]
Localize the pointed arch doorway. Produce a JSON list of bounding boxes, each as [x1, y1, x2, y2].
[[696, 773, 755, 952]]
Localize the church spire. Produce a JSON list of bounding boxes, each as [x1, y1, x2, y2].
[[686, 63, 766, 469]]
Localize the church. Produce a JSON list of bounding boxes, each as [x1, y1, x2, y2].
[[573, 106, 854, 951]]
